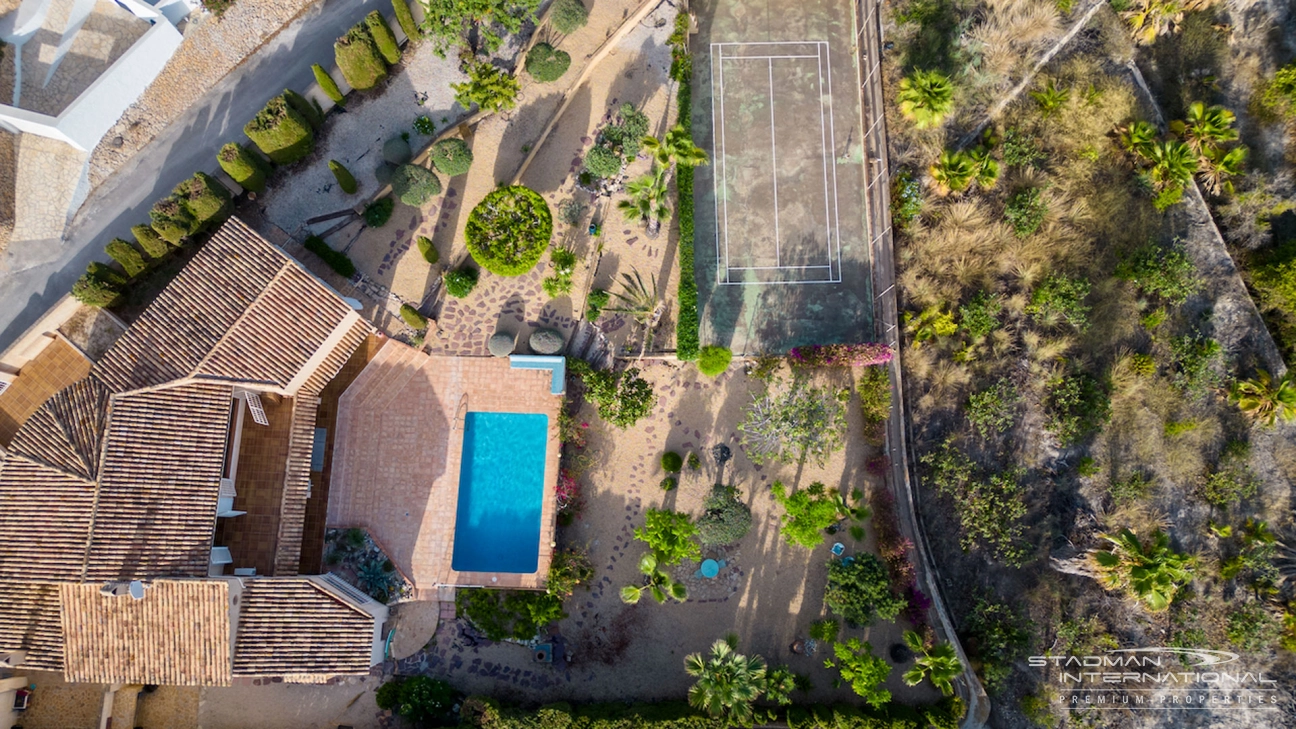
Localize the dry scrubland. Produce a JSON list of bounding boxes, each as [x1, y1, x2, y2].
[[884, 0, 1296, 726]]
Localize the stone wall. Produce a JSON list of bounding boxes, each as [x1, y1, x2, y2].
[[0, 130, 15, 256]]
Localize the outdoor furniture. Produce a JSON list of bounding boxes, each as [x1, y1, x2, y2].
[[700, 559, 720, 579], [831, 542, 845, 557]]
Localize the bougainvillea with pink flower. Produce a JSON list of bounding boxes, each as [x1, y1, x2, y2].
[[556, 469, 582, 519], [788, 343, 893, 368]]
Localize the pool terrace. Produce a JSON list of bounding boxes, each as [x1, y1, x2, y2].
[[325, 342, 562, 598]]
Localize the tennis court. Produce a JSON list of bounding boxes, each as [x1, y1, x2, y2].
[[691, 0, 872, 354]]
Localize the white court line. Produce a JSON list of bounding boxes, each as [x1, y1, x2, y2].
[[768, 57, 780, 267], [711, 43, 724, 284], [730, 265, 833, 270], [816, 42, 833, 283], [825, 41, 842, 283], [719, 54, 821, 59]]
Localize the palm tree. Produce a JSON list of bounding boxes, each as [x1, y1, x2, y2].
[[1092, 528, 1195, 612], [642, 125, 709, 169], [1145, 139, 1197, 191], [618, 174, 671, 236], [1117, 120, 1158, 161], [1122, 0, 1184, 46], [684, 636, 768, 725], [968, 145, 1000, 190], [1230, 369, 1296, 426], [1197, 144, 1247, 196], [898, 70, 955, 129], [930, 150, 976, 194], [1170, 101, 1238, 155], [606, 268, 659, 325], [1030, 80, 1069, 118], [900, 631, 961, 696], [620, 552, 687, 604]]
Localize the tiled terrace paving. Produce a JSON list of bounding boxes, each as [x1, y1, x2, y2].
[[327, 344, 561, 598]]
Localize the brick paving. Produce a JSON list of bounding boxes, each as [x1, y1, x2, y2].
[[327, 344, 561, 598], [0, 336, 91, 448]]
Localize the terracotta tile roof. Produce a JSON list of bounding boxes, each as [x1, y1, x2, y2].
[[0, 336, 93, 449], [60, 580, 232, 686], [272, 397, 319, 576], [233, 578, 374, 680], [85, 382, 233, 581], [0, 581, 64, 671], [299, 318, 374, 397], [0, 455, 97, 580], [6, 377, 110, 480], [94, 218, 355, 394]]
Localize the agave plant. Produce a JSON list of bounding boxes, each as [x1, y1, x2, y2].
[[898, 70, 955, 129], [900, 631, 961, 696], [1170, 101, 1238, 155], [618, 174, 671, 236], [620, 552, 687, 604], [642, 125, 709, 169], [605, 268, 659, 325], [930, 150, 976, 194], [684, 636, 768, 724], [1230, 369, 1296, 426], [1197, 144, 1247, 196], [1092, 528, 1195, 612], [1122, 0, 1185, 45], [1117, 120, 1158, 161]]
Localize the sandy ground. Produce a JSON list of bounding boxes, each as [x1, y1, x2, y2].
[[396, 361, 941, 707], [198, 676, 387, 729]]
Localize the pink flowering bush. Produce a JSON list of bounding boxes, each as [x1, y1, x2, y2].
[[788, 343, 893, 368], [557, 469, 582, 519]]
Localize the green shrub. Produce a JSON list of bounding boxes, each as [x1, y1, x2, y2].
[[391, 164, 442, 206], [1027, 274, 1090, 330], [926, 451, 1029, 566], [452, 61, 519, 112], [282, 88, 323, 131], [131, 224, 169, 258], [967, 380, 1018, 438], [312, 63, 345, 105], [1109, 472, 1153, 506], [634, 508, 701, 565], [1116, 241, 1198, 306], [430, 138, 473, 176], [392, 0, 420, 41], [1001, 128, 1045, 167], [599, 103, 649, 157], [964, 596, 1030, 693], [444, 267, 478, 297], [148, 198, 194, 245], [419, 0, 541, 56], [417, 235, 439, 264], [526, 42, 570, 82], [365, 10, 402, 64], [456, 589, 565, 641], [400, 303, 428, 329], [697, 484, 752, 546], [659, 476, 677, 491], [465, 185, 552, 276], [1045, 371, 1110, 445], [675, 80, 699, 360], [857, 364, 891, 424], [105, 238, 148, 279], [414, 115, 436, 135], [890, 167, 923, 230], [1259, 61, 1296, 119], [660, 451, 683, 472], [383, 137, 412, 165], [1004, 187, 1047, 237], [303, 235, 357, 278], [329, 160, 358, 194], [216, 142, 268, 193], [771, 480, 854, 549], [1225, 603, 1281, 651], [585, 288, 609, 320], [364, 197, 395, 227], [550, 0, 588, 33], [71, 265, 123, 307], [1170, 334, 1224, 396], [334, 24, 388, 92], [691, 346, 728, 376], [583, 145, 622, 178], [173, 172, 232, 231], [244, 94, 315, 164], [571, 361, 656, 429], [959, 290, 1001, 338], [824, 554, 906, 625]]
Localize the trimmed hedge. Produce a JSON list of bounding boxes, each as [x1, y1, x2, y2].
[[430, 138, 473, 177], [672, 20, 699, 361], [149, 197, 196, 245], [392, 0, 419, 41], [105, 238, 147, 278], [335, 24, 388, 92], [174, 172, 232, 231], [365, 10, 402, 65], [217, 142, 268, 193], [303, 235, 356, 278], [400, 303, 428, 329], [312, 64, 345, 105], [465, 185, 553, 276], [550, 0, 588, 34], [697, 346, 731, 376], [330, 160, 358, 194], [283, 88, 324, 131], [383, 137, 412, 165], [131, 224, 170, 258], [526, 43, 570, 83], [72, 264, 124, 307], [417, 235, 439, 264], [364, 197, 395, 227], [244, 94, 315, 164], [392, 164, 442, 206]]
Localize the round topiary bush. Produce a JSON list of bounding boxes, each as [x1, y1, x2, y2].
[[583, 146, 622, 178], [550, 0, 588, 34], [660, 451, 683, 473], [391, 164, 442, 206], [697, 346, 733, 377], [659, 476, 677, 492], [488, 332, 516, 357], [526, 43, 571, 83], [364, 197, 395, 227], [416, 235, 439, 264], [465, 186, 553, 276], [430, 138, 473, 177], [697, 484, 752, 546], [529, 327, 564, 355], [443, 267, 478, 298], [383, 137, 412, 165]]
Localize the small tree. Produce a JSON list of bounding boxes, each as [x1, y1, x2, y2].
[[771, 481, 854, 549], [149, 197, 196, 245], [365, 10, 402, 64], [697, 484, 752, 546], [739, 383, 847, 465], [573, 362, 656, 428], [105, 238, 147, 278], [618, 174, 671, 235], [453, 61, 519, 112], [392, 0, 421, 41], [443, 267, 478, 297], [419, 0, 541, 56], [525, 42, 571, 82], [430, 138, 474, 176], [902, 631, 962, 696], [684, 637, 768, 725], [217, 142, 268, 193], [824, 554, 906, 625], [244, 94, 315, 164], [312, 63, 345, 105], [620, 551, 687, 604], [825, 638, 891, 708], [71, 265, 123, 307], [391, 164, 442, 206], [583, 145, 623, 178], [897, 70, 954, 128], [1091, 528, 1195, 612], [465, 185, 552, 275], [549, 0, 588, 34], [329, 160, 358, 194], [633, 508, 700, 565], [375, 676, 457, 725]]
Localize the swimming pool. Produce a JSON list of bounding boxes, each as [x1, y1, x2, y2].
[[451, 411, 549, 574]]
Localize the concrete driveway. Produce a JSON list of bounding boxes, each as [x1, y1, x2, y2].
[[0, 0, 390, 351]]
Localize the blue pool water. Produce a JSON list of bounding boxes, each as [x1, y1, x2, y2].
[[452, 411, 549, 573]]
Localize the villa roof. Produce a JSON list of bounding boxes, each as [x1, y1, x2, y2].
[[60, 580, 232, 686], [232, 578, 375, 681], [0, 580, 64, 671]]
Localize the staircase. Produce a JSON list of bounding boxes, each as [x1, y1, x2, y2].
[[565, 320, 612, 369]]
